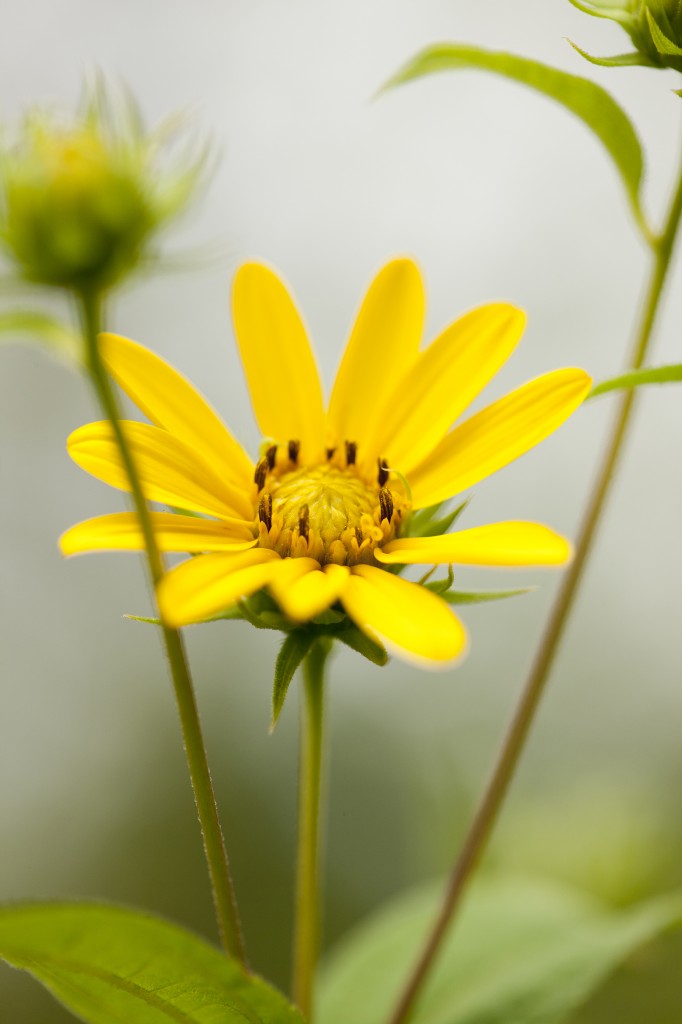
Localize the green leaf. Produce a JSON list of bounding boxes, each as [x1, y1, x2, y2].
[[568, 42, 657, 68], [272, 630, 315, 728], [318, 875, 682, 1024], [646, 8, 682, 55], [589, 363, 682, 397], [0, 310, 82, 363], [567, 0, 634, 25], [333, 625, 388, 666], [0, 901, 304, 1024], [409, 500, 468, 539], [382, 45, 648, 236], [428, 586, 533, 604]]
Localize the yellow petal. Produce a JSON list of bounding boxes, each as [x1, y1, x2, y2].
[[67, 421, 253, 520], [157, 549, 282, 626], [326, 259, 424, 463], [377, 522, 571, 566], [409, 369, 592, 509], [340, 564, 467, 667], [273, 562, 350, 621], [60, 512, 256, 557], [374, 304, 526, 473], [232, 263, 325, 460], [99, 333, 253, 489]]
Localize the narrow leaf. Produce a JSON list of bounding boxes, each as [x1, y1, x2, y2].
[[272, 631, 315, 728], [0, 902, 304, 1024], [589, 363, 682, 397], [409, 500, 469, 539], [383, 45, 648, 234], [567, 0, 634, 24], [568, 42, 656, 67], [0, 311, 82, 363], [428, 586, 533, 604], [646, 9, 682, 55], [318, 875, 682, 1024], [334, 626, 388, 666]]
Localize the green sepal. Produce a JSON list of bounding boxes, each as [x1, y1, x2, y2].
[[332, 625, 388, 666], [428, 585, 534, 604], [408, 499, 468, 539], [568, 41, 657, 67], [567, 0, 635, 26], [589, 362, 682, 397], [382, 44, 649, 240], [272, 630, 317, 729], [0, 309, 82, 363], [0, 901, 305, 1024], [646, 7, 682, 56]]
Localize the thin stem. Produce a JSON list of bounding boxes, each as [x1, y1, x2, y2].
[[77, 289, 247, 967], [387, 159, 682, 1024], [292, 640, 330, 1021]]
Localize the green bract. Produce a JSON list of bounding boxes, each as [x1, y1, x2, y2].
[[0, 88, 206, 292], [570, 0, 682, 71]]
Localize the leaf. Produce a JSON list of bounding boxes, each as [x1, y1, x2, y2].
[[568, 42, 656, 68], [646, 8, 682, 56], [0, 310, 82, 363], [409, 500, 469, 539], [429, 586, 533, 604], [333, 625, 388, 666], [382, 45, 648, 236], [0, 901, 304, 1024], [272, 631, 315, 728], [567, 0, 634, 25], [317, 875, 682, 1024], [589, 363, 682, 397]]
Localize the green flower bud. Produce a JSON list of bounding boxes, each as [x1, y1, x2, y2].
[[570, 0, 682, 72], [0, 88, 206, 294]]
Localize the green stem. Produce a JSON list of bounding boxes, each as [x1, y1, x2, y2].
[[292, 640, 330, 1021], [77, 289, 247, 967], [386, 159, 682, 1024]]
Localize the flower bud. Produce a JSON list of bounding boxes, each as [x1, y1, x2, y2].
[[0, 88, 206, 293], [570, 0, 682, 71]]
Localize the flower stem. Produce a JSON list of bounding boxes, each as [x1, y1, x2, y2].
[[77, 288, 247, 967], [386, 157, 682, 1024], [292, 639, 331, 1021]]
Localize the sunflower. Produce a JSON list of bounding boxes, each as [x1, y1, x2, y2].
[[60, 258, 590, 667]]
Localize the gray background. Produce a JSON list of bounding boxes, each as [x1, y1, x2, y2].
[[1, 1, 681, 1020]]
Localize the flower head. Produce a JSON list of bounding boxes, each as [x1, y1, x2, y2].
[[61, 259, 591, 667], [0, 85, 206, 292]]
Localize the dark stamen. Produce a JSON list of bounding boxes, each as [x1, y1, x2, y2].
[[355, 525, 363, 546], [345, 440, 357, 466], [377, 458, 389, 487], [326, 447, 336, 461], [254, 457, 268, 491], [265, 444, 278, 470], [258, 492, 272, 532], [288, 439, 300, 464], [379, 487, 394, 524], [299, 504, 309, 541]]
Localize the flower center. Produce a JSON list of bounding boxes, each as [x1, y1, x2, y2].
[[252, 443, 408, 565]]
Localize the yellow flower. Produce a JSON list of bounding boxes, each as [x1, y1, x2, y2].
[[60, 259, 590, 667]]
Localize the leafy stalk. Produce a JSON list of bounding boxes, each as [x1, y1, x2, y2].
[[386, 135, 682, 1024], [77, 288, 247, 967]]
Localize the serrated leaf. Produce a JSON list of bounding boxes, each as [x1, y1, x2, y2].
[[427, 586, 533, 604], [382, 45, 648, 236], [0, 902, 304, 1024], [272, 631, 315, 728], [409, 500, 469, 539], [318, 875, 682, 1024], [646, 8, 682, 55], [0, 310, 82, 363], [589, 363, 682, 397], [568, 41, 656, 67], [334, 626, 388, 666]]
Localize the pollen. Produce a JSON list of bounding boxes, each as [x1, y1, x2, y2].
[[254, 448, 408, 565]]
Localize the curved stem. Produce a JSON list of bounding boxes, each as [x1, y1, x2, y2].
[[292, 639, 330, 1021], [77, 289, 247, 967], [387, 158, 682, 1024]]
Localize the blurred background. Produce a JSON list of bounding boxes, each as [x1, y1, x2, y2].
[[1, 1, 681, 1020]]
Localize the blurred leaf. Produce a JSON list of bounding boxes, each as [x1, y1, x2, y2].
[[0, 902, 304, 1024], [409, 500, 469, 539], [568, 42, 656, 67], [272, 630, 315, 728], [318, 875, 682, 1024], [567, 0, 634, 24], [0, 310, 81, 363], [589, 363, 682, 397], [383, 45, 648, 236], [429, 586, 533, 604], [334, 625, 388, 666]]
